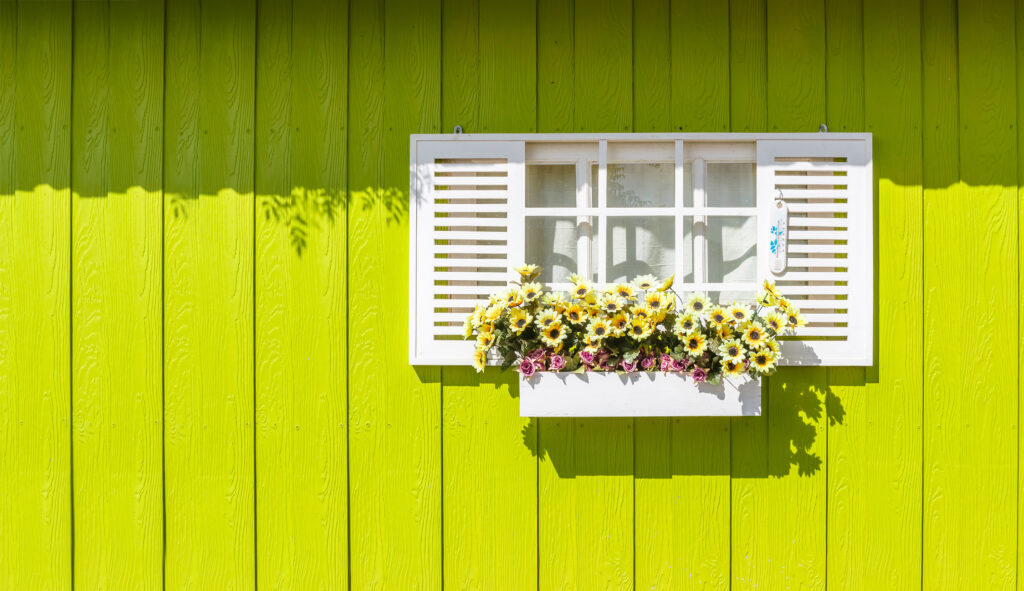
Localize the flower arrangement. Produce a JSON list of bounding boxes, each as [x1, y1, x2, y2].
[[464, 264, 806, 383]]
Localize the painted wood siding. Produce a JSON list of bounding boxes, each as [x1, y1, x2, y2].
[[0, 0, 1019, 589]]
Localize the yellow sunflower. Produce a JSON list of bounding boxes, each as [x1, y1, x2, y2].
[[741, 322, 767, 349], [476, 332, 494, 350], [613, 282, 637, 301], [750, 349, 777, 374], [628, 317, 654, 340], [674, 313, 698, 335], [520, 282, 543, 302], [718, 338, 744, 361], [471, 304, 487, 328], [727, 303, 751, 323], [763, 312, 785, 333], [765, 339, 781, 357], [587, 318, 611, 340], [632, 274, 658, 290], [686, 292, 711, 316], [722, 358, 745, 376], [484, 305, 503, 323], [462, 315, 474, 339], [472, 349, 487, 372], [707, 306, 728, 328], [509, 309, 532, 334], [785, 308, 807, 329], [609, 312, 630, 334], [514, 263, 540, 278], [599, 294, 626, 314], [632, 305, 655, 323], [535, 309, 560, 328], [717, 324, 735, 340], [540, 321, 567, 347], [645, 291, 673, 311], [542, 291, 566, 307], [571, 280, 594, 300], [682, 332, 707, 357], [657, 274, 675, 291], [566, 304, 588, 325]]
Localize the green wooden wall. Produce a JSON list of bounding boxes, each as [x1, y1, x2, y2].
[[0, 0, 1020, 589]]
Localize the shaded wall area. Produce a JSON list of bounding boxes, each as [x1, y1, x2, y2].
[[0, 0, 1020, 589]]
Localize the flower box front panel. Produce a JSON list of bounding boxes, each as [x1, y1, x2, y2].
[[519, 372, 761, 417]]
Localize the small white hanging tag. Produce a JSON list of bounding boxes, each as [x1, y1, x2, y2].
[[769, 192, 789, 275]]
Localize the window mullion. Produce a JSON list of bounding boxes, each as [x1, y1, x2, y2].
[[575, 157, 591, 281], [597, 140, 608, 285], [674, 140, 687, 292], [693, 157, 708, 284]]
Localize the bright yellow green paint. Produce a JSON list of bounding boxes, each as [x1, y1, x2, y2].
[[0, 0, 1022, 589]]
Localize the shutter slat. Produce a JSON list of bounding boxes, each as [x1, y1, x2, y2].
[[411, 140, 525, 365], [759, 137, 872, 366], [433, 176, 510, 186]]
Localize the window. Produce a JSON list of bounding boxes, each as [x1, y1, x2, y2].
[[410, 134, 873, 367]]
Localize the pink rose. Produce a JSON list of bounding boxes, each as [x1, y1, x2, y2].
[[660, 354, 672, 372], [529, 348, 547, 361], [620, 359, 638, 372], [579, 350, 595, 365], [549, 354, 566, 371], [519, 358, 536, 377], [640, 355, 656, 370], [691, 367, 707, 383], [670, 358, 688, 372]]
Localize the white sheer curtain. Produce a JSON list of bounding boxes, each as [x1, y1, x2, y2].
[[524, 159, 756, 288]]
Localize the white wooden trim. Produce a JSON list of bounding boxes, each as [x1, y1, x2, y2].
[[519, 372, 762, 417]]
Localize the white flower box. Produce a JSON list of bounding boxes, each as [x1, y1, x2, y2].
[[519, 372, 761, 417]]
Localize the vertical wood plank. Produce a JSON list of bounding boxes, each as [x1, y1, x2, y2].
[[828, 0, 923, 588], [441, 0, 479, 134], [729, 0, 767, 133], [537, 0, 574, 133], [347, 0, 443, 587], [924, 0, 1018, 588], [441, 1, 538, 589], [538, 2, 634, 590], [254, 0, 348, 589], [0, 3, 72, 589], [732, 1, 828, 589], [632, 0, 670, 133], [163, 0, 256, 587], [71, 0, 164, 588], [633, 1, 731, 589]]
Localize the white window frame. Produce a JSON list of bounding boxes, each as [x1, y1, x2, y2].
[[409, 132, 873, 366]]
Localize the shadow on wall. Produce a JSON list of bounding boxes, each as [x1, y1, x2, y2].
[[490, 368, 850, 479], [163, 185, 408, 256]]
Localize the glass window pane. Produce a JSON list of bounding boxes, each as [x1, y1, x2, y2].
[[527, 164, 576, 208], [707, 290, 757, 307], [605, 217, 676, 283], [706, 162, 755, 207], [526, 216, 586, 283], [683, 162, 693, 207], [705, 215, 757, 282], [591, 163, 675, 207]]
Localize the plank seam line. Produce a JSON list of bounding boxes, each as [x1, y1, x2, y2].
[[345, 1, 354, 590], [252, 0, 260, 587], [68, 2, 76, 587], [160, 0, 169, 587]]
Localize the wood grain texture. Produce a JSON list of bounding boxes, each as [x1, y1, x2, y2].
[[924, 0, 1018, 588], [729, 0, 767, 133], [347, 0, 443, 588], [732, 1, 828, 589], [632, 0, 670, 133], [163, 0, 256, 588], [828, 0, 923, 588], [671, 0, 729, 133], [440, 1, 538, 589], [254, 1, 348, 589], [0, 3, 73, 589], [537, 0, 574, 133], [70, 1, 164, 588], [573, 0, 632, 133], [441, 0, 480, 134]]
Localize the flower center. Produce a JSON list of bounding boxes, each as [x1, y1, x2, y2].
[[595, 327, 605, 336], [729, 346, 738, 356], [750, 331, 760, 340]]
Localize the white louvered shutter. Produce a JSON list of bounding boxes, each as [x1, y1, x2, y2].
[[757, 138, 873, 366], [409, 140, 526, 365]]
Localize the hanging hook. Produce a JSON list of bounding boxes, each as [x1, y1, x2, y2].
[[453, 125, 463, 134], [818, 123, 828, 133]]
